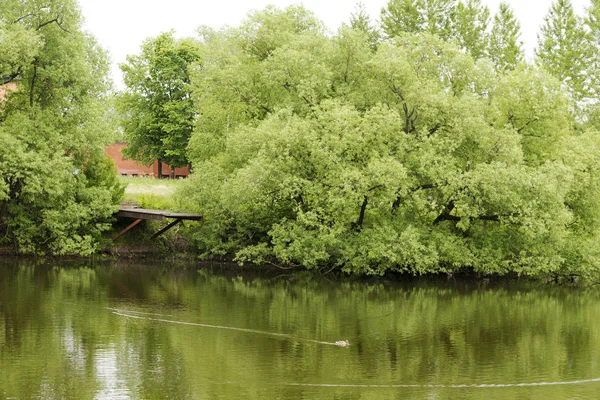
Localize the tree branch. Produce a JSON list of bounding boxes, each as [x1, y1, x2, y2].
[[434, 214, 461, 223], [507, 112, 537, 134], [2, 68, 21, 85], [390, 85, 417, 134], [434, 202, 502, 225], [389, 85, 405, 101], [368, 184, 385, 192], [516, 118, 537, 134], [350, 186, 386, 231], [14, 13, 35, 23], [428, 123, 442, 136], [343, 52, 351, 83], [37, 18, 58, 30], [392, 183, 437, 211], [403, 103, 416, 134], [259, 104, 272, 114], [37, 18, 70, 33], [433, 200, 455, 224]]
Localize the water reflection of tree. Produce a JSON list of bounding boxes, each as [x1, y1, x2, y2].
[[1, 262, 600, 399]]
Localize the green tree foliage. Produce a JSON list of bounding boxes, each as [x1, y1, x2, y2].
[[179, 5, 600, 279], [118, 32, 201, 176], [585, 0, 600, 128], [450, 0, 490, 60], [488, 2, 524, 72], [0, 0, 123, 255], [349, 2, 381, 50], [381, 0, 454, 39], [187, 5, 327, 164], [381, 0, 491, 60], [587, 0, 600, 84], [535, 0, 592, 102]]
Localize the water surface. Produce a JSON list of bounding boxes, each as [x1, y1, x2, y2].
[[1, 259, 599, 399]]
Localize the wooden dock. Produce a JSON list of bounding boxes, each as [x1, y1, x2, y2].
[[112, 207, 203, 242]]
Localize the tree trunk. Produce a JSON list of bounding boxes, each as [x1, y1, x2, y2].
[[0, 200, 7, 236], [29, 61, 38, 107], [170, 166, 175, 179], [353, 195, 368, 231]]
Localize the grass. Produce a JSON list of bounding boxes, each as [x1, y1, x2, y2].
[[114, 176, 197, 253], [119, 176, 184, 210]]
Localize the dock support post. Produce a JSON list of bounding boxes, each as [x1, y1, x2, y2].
[[151, 218, 183, 239], [112, 218, 144, 242]]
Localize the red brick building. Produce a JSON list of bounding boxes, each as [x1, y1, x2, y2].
[[0, 82, 17, 102], [105, 142, 190, 178]]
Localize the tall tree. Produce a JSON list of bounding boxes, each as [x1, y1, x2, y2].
[[585, 0, 600, 127], [535, 0, 591, 102], [587, 0, 600, 79], [450, 0, 490, 60], [0, 0, 123, 255], [381, 0, 454, 39], [488, 2, 524, 72], [349, 2, 381, 50], [118, 32, 201, 178]]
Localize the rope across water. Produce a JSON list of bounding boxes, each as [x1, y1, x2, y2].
[[108, 307, 337, 346], [109, 307, 600, 389], [277, 378, 600, 388]]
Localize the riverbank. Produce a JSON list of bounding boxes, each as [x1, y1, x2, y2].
[[0, 247, 578, 286]]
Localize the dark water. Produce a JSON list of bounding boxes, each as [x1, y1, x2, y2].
[[1, 260, 600, 399]]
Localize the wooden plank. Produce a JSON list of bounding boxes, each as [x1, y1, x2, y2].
[[162, 211, 204, 221], [117, 209, 165, 221], [116, 208, 203, 221], [151, 218, 183, 239], [112, 218, 144, 242]]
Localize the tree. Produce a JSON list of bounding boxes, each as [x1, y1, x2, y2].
[[118, 32, 201, 178], [535, 0, 591, 102], [587, 0, 600, 84], [381, 0, 491, 60], [349, 2, 381, 50], [450, 0, 490, 60], [381, 0, 454, 39], [0, 0, 123, 255], [585, 0, 600, 128], [488, 2, 524, 72], [181, 8, 600, 279]]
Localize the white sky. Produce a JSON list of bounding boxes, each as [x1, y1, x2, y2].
[[77, 0, 590, 88]]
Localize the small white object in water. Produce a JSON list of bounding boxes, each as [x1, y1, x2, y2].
[[335, 340, 349, 347]]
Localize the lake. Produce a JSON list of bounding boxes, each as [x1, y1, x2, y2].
[[1, 259, 599, 399]]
